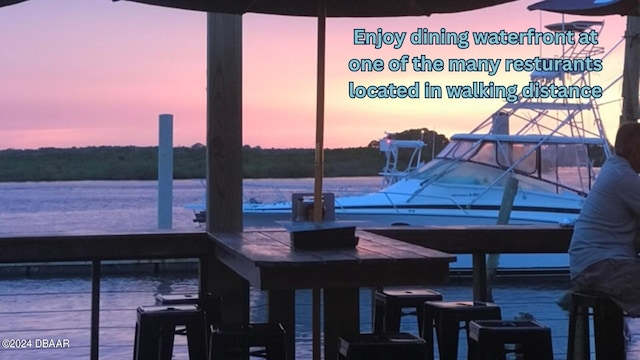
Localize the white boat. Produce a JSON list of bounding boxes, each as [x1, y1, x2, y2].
[[240, 21, 615, 223], [188, 20, 621, 269]]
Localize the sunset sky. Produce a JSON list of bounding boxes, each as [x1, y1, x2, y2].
[[0, 0, 629, 150]]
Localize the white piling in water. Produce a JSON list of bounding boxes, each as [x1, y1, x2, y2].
[[158, 114, 173, 229]]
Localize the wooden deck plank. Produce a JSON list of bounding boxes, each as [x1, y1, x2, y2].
[[209, 230, 455, 290], [255, 229, 432, 263], [367, 225, 573, 254], [262, 231, 367, 262], [357, 230, 457, 260], [214, 232, 324, 266]]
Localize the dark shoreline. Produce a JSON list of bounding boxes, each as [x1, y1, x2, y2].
[[0, 129, 449, 182], [0, 145, 386, 182]]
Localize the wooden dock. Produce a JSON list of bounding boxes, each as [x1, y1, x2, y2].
[[0, 225, 636, 359]]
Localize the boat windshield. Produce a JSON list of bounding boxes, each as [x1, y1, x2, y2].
[[409, 138, 598, 195]]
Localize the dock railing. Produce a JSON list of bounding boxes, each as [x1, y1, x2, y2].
[[0, 232, 210, 360], [0, 226, 576, 359]]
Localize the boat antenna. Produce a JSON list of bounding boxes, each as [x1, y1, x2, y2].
[[561, 14, 566, 87], [431, 130, 436, 160], [539, 10, 543, 58]]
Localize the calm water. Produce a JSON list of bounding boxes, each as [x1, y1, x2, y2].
[[0, 178, 383, 236], [0, 179, 636, 359]]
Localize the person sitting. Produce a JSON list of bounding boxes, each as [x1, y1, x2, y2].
[[569, 122, 640, 316]]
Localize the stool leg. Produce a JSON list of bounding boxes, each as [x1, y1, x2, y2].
[[469, 337, 494, 360], [423, 306, 436, 360], [436, 316, 460, 360], [158, 325, 176, 360], [384, 303, 402, 333], [132, 322, 139, 360], [464, 321, 473, 360], [463, 321, 506, 360], [267, 338, 288, 360], [536, 335, 555, 360], [373, 299, 385, 334], [185, 318, 208, 360], [467, 336, 478, 360], [485, 338, 504, 360], [209, 335, 225, 360], [572, 303, 590, 360], [594, 302, 625, 360], [136, 318, 161, 360], [416, 306, 425, 339], [520, 332, 553, 360], [566, 301, 576, 360]]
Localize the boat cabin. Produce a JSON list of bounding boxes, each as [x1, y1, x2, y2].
[[409, 133, 608, 197]]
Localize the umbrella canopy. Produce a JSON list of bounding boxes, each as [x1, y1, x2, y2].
[[118, 0, 516, 16], [0, 0, 26, 7], [528, 0, 640, 16]]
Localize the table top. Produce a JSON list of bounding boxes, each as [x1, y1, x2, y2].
[[367, 224, 574, 254], [209, 229, 456, 290]]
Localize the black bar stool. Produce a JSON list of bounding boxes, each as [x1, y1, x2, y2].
[[468, 319, 553, 359], [422, 300, 502, 360], [567, 292, 625, 360], [155, 293, 287, 360], [373, 287, 443, 336], [133, 304, 209, 360], [156, 293, 199, 305], [338, 332, 427, 360], [156, 293, 222, 333], [210, 322, 287, 360]]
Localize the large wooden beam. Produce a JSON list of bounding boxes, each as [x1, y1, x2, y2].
[[206, 13, 243, 232], [205, 16, 247, 346], [0, 232, 209, 263], [621, 16, 640, 125]]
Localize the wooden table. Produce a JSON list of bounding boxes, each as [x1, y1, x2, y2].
[[206, 229, 455, 360], [368, 225, 574, 301]]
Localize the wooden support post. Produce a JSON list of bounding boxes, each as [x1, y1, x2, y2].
[[621, 16, 640, 125], [207, 257, 249, 325], [206, 12, 243, 232], [312, 0, 326, 223], [473, 253, 487, 302]]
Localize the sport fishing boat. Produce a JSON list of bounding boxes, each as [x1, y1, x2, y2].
[[188, 20, 621, 269], [238, 21, 615, 226]]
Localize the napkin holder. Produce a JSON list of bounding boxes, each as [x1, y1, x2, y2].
[[285, 222, 358, 250]]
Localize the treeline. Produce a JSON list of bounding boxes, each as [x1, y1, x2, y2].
[[0, 129, 446, 182], [0, 146, 409, 182]]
